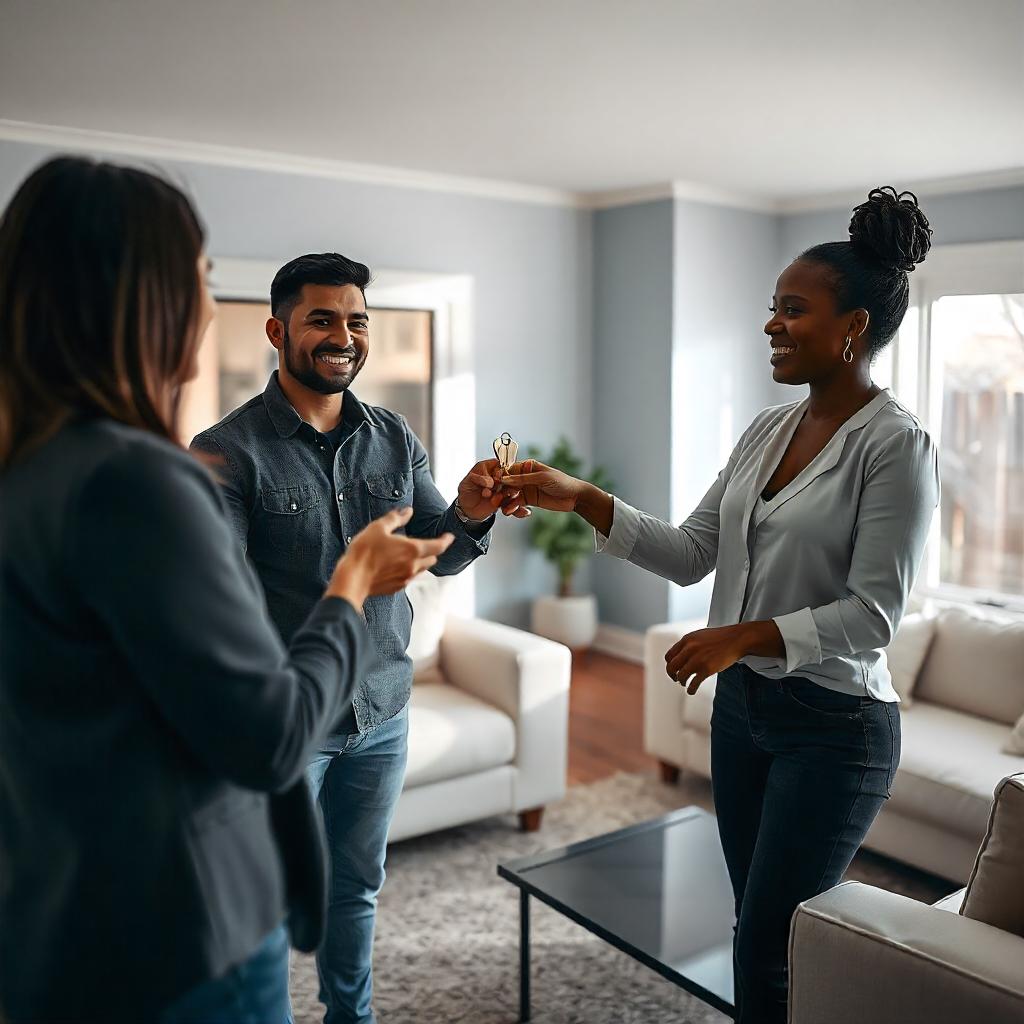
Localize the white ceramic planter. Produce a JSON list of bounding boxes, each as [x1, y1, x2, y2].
[[531, 594, 599, 651]]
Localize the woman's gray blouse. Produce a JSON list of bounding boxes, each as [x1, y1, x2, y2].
[[597, 390, 939, 701]]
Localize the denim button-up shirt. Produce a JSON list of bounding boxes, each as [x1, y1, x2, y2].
[[192, 372, 491, 735], [598, 390, 939, 701]]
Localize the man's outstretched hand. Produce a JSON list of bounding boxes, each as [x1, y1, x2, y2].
[[457, 459, 531, 521]]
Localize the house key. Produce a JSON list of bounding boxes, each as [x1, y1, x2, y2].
[[492, 432, 519, 474]]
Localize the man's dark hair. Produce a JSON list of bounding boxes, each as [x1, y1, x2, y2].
[[799, 187, 933, 360], [270, 252, 372, 322]]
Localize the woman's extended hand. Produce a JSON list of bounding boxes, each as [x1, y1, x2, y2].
[[493, 459, 582, 513], [496, 459, 615, 535], [327, 507, 455, 610], [665, 621, 785, 694]]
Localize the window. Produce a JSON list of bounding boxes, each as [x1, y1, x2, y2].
[[181, 300, 434, 457], [887, 242, 1024, 608]]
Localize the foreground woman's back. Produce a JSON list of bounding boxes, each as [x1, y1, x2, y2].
[[0, 157, 451, 1022], [0, 416, 371, 1018]]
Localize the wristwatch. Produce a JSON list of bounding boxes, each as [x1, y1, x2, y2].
[[453, 498, 491, 525]]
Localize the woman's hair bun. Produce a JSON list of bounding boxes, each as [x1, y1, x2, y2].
[[848, 186, 933, 273]]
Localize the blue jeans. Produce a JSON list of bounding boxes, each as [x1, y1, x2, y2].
[[161, 924, 289, 1023], [710, 664, 900, 1024], [291, 706, 409, 1024]]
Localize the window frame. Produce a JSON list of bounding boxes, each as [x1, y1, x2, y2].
[[890, 240, 1024, 612]]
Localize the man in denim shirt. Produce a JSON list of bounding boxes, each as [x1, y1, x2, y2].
[[192, 253, 522, 1024]]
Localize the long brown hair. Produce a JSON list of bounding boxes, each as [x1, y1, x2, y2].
[[0, 156, 207, 467]]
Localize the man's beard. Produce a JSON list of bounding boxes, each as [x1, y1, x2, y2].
[[282, 325, 363, 395]]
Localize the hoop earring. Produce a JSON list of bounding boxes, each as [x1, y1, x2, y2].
[[843, 336, 854, 364]]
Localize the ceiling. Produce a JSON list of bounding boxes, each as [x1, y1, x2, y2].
[[2, 0, 1022, 203]]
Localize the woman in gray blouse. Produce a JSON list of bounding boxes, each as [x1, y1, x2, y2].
[[499, 187, 939, 1024]]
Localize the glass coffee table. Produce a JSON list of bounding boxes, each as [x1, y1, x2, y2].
[[498, 806, 735, 1021]]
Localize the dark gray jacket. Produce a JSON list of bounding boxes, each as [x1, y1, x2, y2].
[[191, 373, 491, 737], [0, 419, 372, 1022]]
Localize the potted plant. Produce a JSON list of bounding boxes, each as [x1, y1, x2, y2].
[[525, 437, 614, 652]]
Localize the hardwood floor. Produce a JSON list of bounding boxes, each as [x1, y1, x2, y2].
[[567, 651, 658, 785]]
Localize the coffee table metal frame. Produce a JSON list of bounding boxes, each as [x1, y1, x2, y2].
[[497, 806, 735, 1022]]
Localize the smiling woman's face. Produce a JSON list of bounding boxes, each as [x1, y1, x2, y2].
[[764, 259, 867, 385]]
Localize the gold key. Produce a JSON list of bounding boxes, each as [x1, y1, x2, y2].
[[492, 432, 519, 473]]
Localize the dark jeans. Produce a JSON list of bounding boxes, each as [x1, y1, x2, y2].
[[710, 663, 900, 1024], [160, 924, 289, 1023]]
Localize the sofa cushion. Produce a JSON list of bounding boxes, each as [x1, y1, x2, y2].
[[888, 703, 1024, 840], [884, 612, 936, 708], [407, 572, 447, 676], [913, 608, 1024, 726], [405, 681, 516, 789], [962, 774, 1024, 938], [1004, 714, 1024, 756]]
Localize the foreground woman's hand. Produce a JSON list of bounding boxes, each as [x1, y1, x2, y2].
[[665, 621, 785, 694], [327, 508, 455, 610]]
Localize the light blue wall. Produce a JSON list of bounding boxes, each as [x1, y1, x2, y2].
[[0, 140, 592, 628], [4, 138, 1021, 637], [669, 200, 783, 623], [780, 186, 1024, 262], [588, 198, 783, 631], [591, 200, 675, 632]]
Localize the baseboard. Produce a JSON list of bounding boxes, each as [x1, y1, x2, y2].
[[592, 624, 645, 664]]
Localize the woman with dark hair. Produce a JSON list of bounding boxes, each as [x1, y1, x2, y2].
[[0, 156, 454, 1022], [499, 187, 939, 1023]]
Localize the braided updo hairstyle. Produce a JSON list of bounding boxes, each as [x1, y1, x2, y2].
[[800, 186, 933, 359]]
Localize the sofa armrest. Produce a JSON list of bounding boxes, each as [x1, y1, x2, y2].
[[789, 882, 1024, 1024], [439, 616, 571, 812], [644, 619, 709, 765]]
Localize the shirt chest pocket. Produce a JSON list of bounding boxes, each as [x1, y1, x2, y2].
[[260, 484, 322, 555], [364, 472, 414, 524]]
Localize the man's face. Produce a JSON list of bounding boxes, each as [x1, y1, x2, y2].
[[271, 283, 369, 395]]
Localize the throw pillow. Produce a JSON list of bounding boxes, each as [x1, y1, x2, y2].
[[884, 611, 937, 708], [406, 572, 447, 677], [961, 774, 1024, 939], [1004, 714, 1024, 756]]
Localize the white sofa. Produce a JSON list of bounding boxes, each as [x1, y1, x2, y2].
[[388, 574, 572, 843], [644, 602, 1024, 882]]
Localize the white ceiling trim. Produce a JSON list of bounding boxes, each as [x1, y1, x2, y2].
[[671, 180, 778, 215], [778, 167, 1024, 214], [2, 119, 1022, 217], [581, 183, 675, 210], [0, 118, 579, 209]]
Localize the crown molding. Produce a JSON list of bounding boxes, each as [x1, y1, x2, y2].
[[2, 119, 1022, 217], [581, 180, 778, 213], [671, 179, 778, 215], [0, 119, 580, 209], [581, 183, 676, 210], [776, 167, 1024, 214]]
